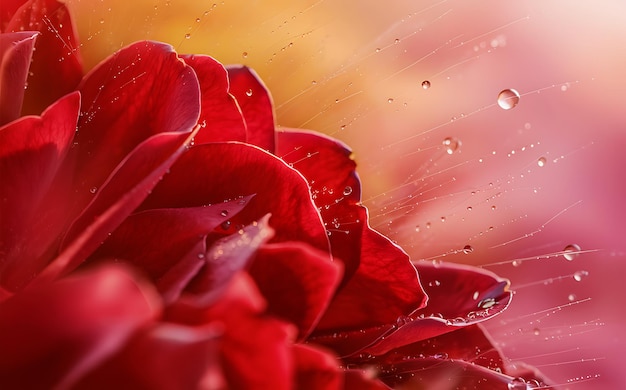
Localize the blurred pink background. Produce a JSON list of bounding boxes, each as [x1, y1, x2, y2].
[[67, 0, 626, 388]]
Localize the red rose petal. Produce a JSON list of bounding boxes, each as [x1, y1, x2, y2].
[[74, 323, 224, 390], [168, 272, 295, 390], [184, 215, 274, 305], [365, 325, 504, 373], [88, 196, 254, 281], [276, 130, 426, 331], [292, 344, 342, 390], [0, 265, 160, 389], [376, 357, 518, 389], [227, 66, 275, 152], [250, 242, 343, 339], [356, 262, 512, 356], [5, 0, 83, 116], [141, 142, 330, 257], [0, 31, 37, 125], [0, 91, 79, 291], [73, 41, 200, 209], [276, 129, 362, 278], [181, 54, 247, 144], [34, 129, 198, 285]]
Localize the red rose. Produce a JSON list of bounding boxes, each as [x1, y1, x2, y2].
[[1, 1, 551, 389]]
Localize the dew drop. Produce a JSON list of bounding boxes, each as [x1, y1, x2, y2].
[[568, 293, 576, 302], [421, 80, 431, 89], [245, 89, 253, 97], [478, 297, 496, 309], [99, 18, 105, 24], [195, 17, 201, 23], [472, 291, 480, 300], [508, 377, 528, 390], [184, 33, 191, 39], [573, 270, 588, 282], [395, 315, 412, 326], [463, 245, 474, 254], [220, 220, 231, 230], [220, 210, 229, 217], [537, 157, 547, 167], [533, 328, 540, 336], [442, 137, 461, 154], [197, 253, 205, 259], [241, 51, 248, 58], [512, 260, 522, 267], [342, 186, 353, 196], [387, 98, 394, 103], [497, 88, 520, 110], [563, 244, 581, 261]]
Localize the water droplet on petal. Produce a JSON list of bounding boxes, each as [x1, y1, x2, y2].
[[89, 187, 98, 194], [442, 137, 461, 154], [563, 244, 581, 261], [472, 291, 479, 300], [342, 186, 353, 196], [245, 89, 253, 97], [568, 293, 576, 302], [478, 297, 496, 309], [573, 270, 588, 282], [463, 245, 474, 254], [497, 88, 520, 110], [220, 220, 231, 230], [220, 210, 229, 217], [508, 377, 528, 390], [241, 51, 248, 58], [387, 98, 394, 103], [533, 328, 540, 336], [395, 315, 412, 326], [421, 80, 431, 89], [184, 33, 191, 39]]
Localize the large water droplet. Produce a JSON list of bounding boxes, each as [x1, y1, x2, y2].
[[478, 297, 496, 309], [497, 88, 520, 110], [537, 157, 547, 167], [421, 80, 431, 89], [563, 244, 581, 261], [573, 270, 588, 282], [442, 137, 460, 154], [508, 377, 528, 390]]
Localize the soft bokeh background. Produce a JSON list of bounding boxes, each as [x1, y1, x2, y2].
[[65, 0, 626, 388]]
